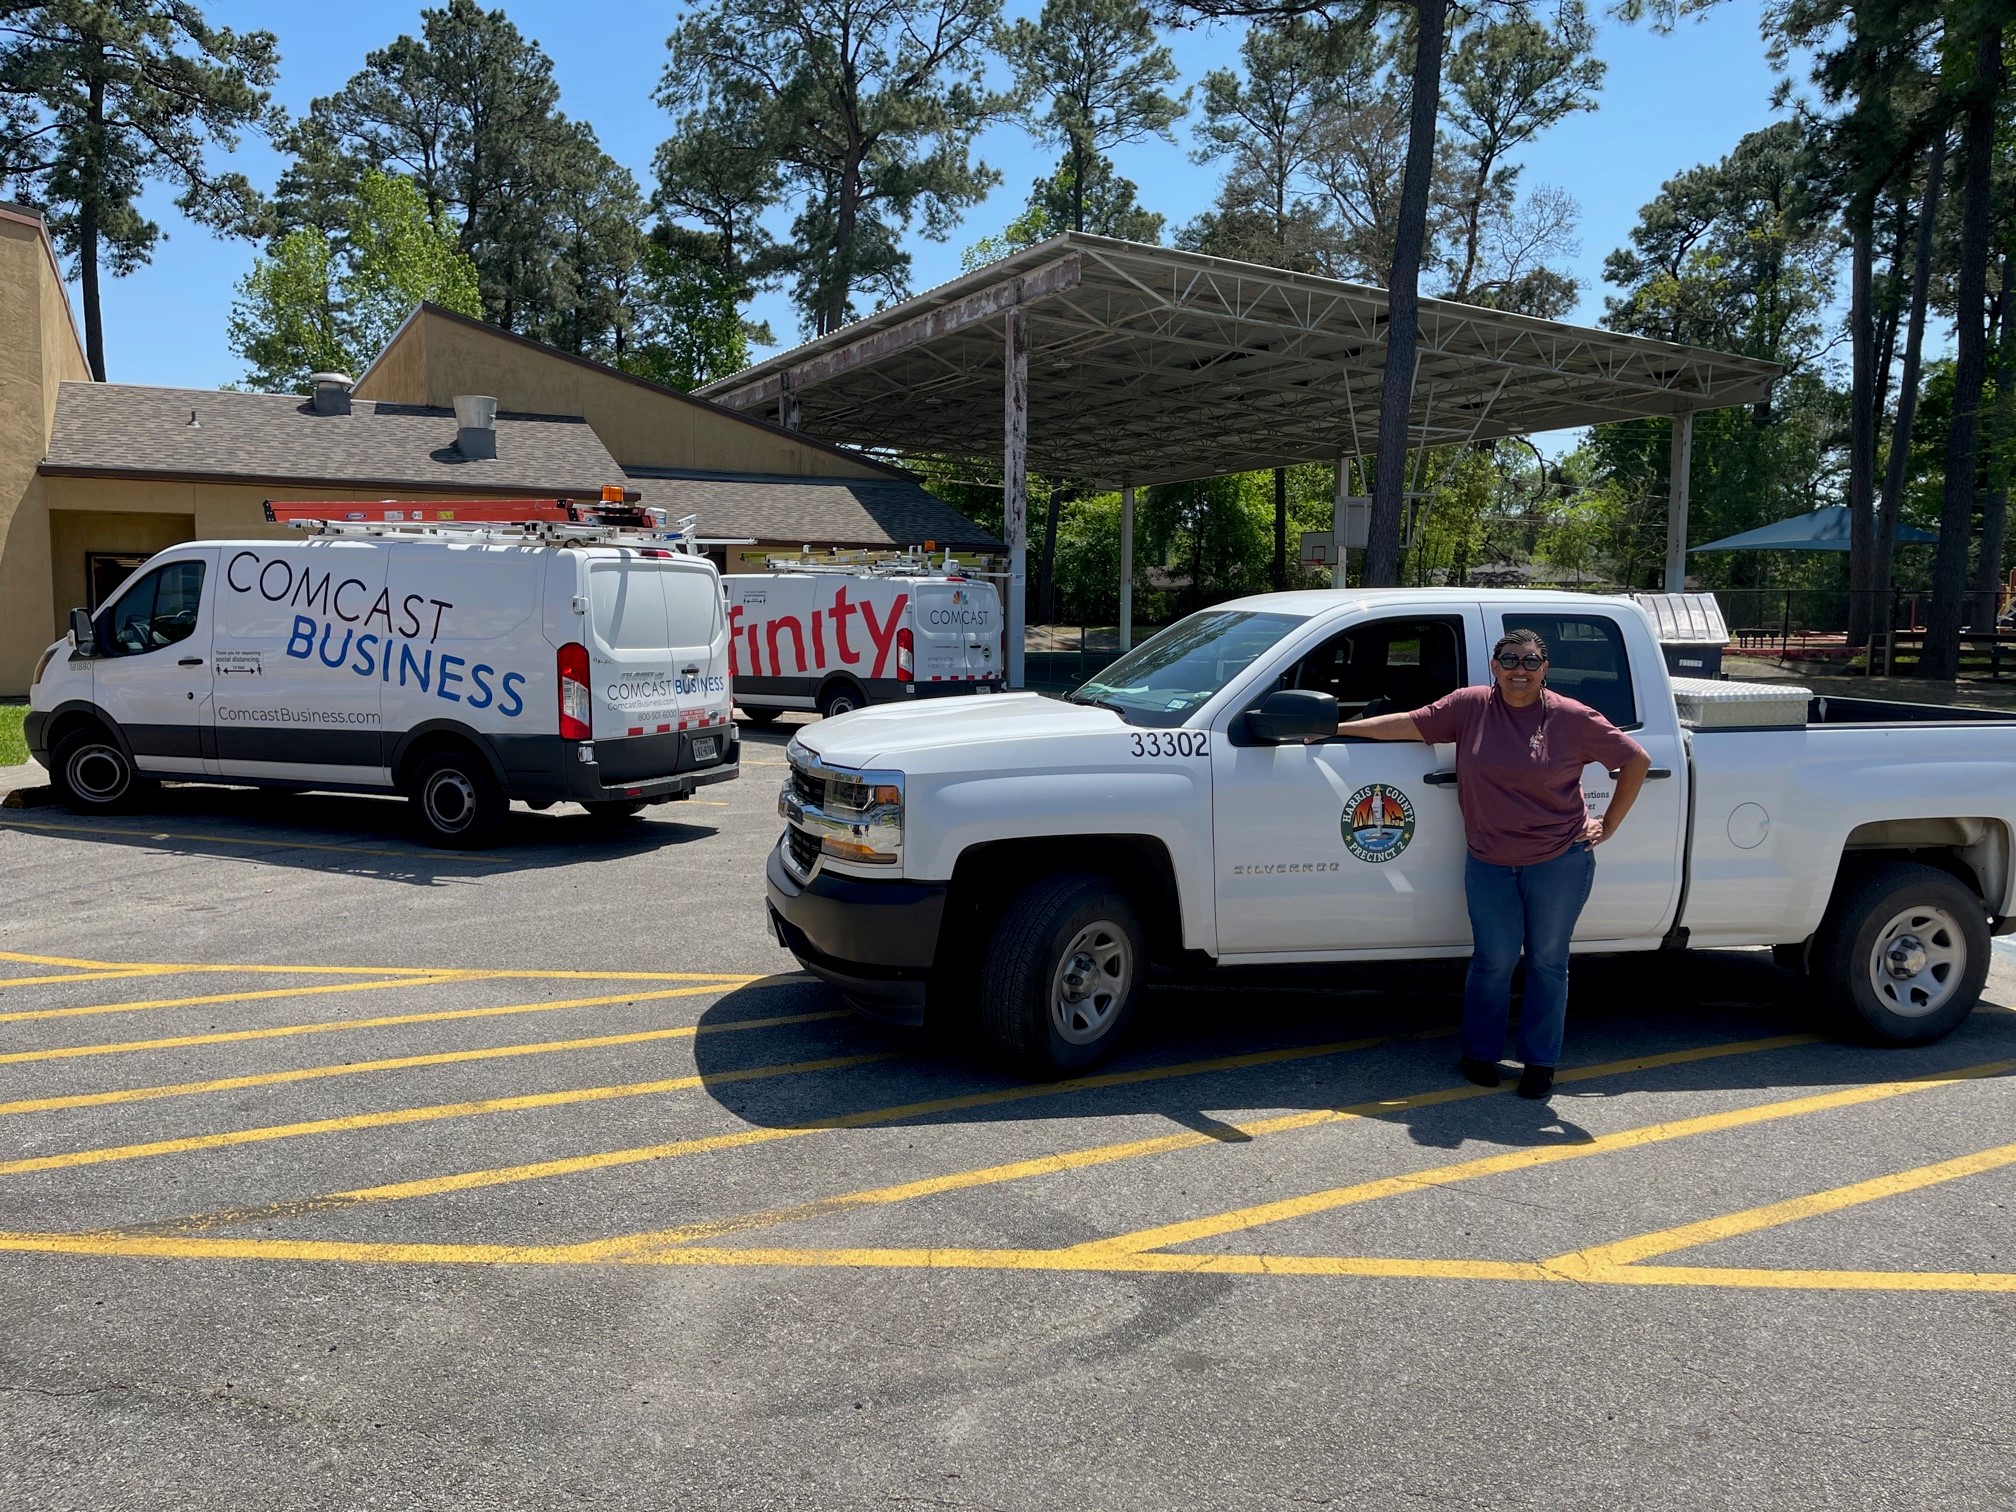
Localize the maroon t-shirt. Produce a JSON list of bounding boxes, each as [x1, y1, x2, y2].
[[1407, 685, 1645, 867]]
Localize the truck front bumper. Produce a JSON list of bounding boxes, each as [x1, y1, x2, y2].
[[764, 838, 946, 1025]]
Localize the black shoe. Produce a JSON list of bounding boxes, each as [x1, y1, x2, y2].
[[1517, 1064, 1555, 1100], [1459, 1057, 1501, 1088]]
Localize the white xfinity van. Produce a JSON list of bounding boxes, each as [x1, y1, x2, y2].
[[27, 505, 738, 847]]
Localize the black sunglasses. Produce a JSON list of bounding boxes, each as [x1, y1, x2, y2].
[[1494, 651, 1546, 670]]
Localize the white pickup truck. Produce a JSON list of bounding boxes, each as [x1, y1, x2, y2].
[[766, 589, 2016, 1074]]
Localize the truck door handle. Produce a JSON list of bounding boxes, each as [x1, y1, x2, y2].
[[178, 657, 204, 667], [1424, 770, 1459, 786]]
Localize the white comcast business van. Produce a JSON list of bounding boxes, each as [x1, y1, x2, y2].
[[723, 565, 1003, 722], [26, 502, 739, 847]]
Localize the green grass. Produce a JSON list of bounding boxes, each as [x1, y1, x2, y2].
[[0, 703, 26, 766]]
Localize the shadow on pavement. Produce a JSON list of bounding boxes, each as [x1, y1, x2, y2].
[[691, 950, 2016, 1152]]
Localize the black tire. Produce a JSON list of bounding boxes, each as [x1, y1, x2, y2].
[[977, 874, 1145, 1077], [740, 707, 782, 727], [817, 681, 865, 720], [408, 749, 507, 850], [581, 798, 649, 822], [50, 728, 148, 813], [1812, 861, 1990, 1046]]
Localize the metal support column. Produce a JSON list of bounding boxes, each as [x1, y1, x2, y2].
[[1664, 411, 1694, 592], [1119, 483, 1135, 652], [1332, 455, 1352, 589], [1004, 308, 1029, 689]]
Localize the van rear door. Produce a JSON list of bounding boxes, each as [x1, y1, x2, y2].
[[910, 579, 1000, 685], [586, 555, 727, 769]]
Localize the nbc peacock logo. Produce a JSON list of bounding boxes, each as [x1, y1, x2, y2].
[[1342, 782, 1417, 863]]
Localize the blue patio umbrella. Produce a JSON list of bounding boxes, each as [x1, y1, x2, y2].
[[1692, 505, 1938, 553]]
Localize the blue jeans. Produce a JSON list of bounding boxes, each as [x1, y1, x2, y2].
[[1462, 842, 1597, 1068]]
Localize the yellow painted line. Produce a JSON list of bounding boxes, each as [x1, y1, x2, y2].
[[0, 949, 757, 983], [168, 1031, 1437, 1232], [1061, 1055, 2016, 1261], [0, 969, 165, 990], [0, 1010, 850, 1119], [0, 982, 750, 1067], [0, 816, 514, 863], [1550, 1138, 2016, 1274], [0, 949, 158, 970], [588, 1033, 1819, 1260], [0, 1052, 892, 1178], [3, 1230, 2013, 1293], [0, 974, 465, 1026]]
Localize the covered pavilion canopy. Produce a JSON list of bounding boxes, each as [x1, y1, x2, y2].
[[697, 233, 1782, 682], [700, 233, 1780, 485]]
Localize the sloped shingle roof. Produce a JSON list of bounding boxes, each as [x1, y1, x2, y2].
[[625, 469, 1004, 551], [43, 383, 623, 495]]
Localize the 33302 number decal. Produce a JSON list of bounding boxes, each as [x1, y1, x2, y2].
[[1129, 731, 1209, 758]]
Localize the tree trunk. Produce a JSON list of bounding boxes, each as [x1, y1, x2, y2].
[[1037, 482, 1062, 623], [1272, 466, 1287, 589], [1875, 134, 1946, 622], [1363, 0, 1446, 588], [1921, 24, 2001, 679], [1968, 247, 2015, 630], [81, 65, 107, 381], [825, 156, 861, 336], [1846, 215, 1877, 648]]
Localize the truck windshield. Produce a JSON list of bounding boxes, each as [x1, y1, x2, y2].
[[1067, 609, 1306, 727]]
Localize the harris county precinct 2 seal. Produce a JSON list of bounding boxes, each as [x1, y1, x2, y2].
[[1342, 782, 1417, 863]]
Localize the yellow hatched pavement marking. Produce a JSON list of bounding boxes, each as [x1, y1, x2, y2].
[[584, 1033, 1817, 1260], [0, 1052, 892, 1177], [157, 1031, 1429, 1234], [1549, 1138, 2016, 1275], [0, 970, 166, 990], [0, 974, 466, 1026], [1057, 1055, 2016, 1262], [0, 1010, 849, 1118], [0, 982, 752, 1067], [0, 949, 762, 983]]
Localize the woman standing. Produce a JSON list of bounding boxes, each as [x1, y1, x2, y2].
[[1347, 629, 1652, 1098]]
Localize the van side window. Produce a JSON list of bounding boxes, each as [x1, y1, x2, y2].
[[1502, 612, 1637, 728], [1286, 616, 1467, 722], [103, 560, 205, 657]]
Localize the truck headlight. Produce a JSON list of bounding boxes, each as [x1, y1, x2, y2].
[[780, 749, 903, 874]]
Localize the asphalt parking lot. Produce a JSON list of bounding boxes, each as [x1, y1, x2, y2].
[[3, 720, 2014, 1510]]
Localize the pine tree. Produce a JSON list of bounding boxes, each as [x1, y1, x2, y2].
[[0, 1, 278, 379]]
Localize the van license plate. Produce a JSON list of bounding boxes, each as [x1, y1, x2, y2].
[[693, 736, 719, 761]]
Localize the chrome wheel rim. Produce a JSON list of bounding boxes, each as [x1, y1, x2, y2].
[[68, 744, 128, 802], [1868, 904, 1966, 1018], [423, 770, 476, 832], [1049, 921, 1133, 1046]]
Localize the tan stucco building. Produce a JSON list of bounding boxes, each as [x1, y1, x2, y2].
[[0, 207, 1000, 696]]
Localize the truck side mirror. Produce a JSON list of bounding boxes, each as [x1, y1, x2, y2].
[[69, 607, 96, 656], [1245, 689, 1338, 743]]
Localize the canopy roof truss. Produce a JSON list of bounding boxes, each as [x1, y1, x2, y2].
[[700, 233, 1782, 487]]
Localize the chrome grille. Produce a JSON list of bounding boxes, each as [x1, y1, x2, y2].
[[785, 825, 820, 875], [790, 767, 824, 808]]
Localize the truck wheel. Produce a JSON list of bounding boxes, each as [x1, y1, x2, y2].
[[818, 682, 863, 719], [740, 707, 782, 727], [581, 799, 648, 822], [50, 728, 148, 813], [409, 750, 506, 850], [978, 875, 1144, 1076], [1813, 861, 1989, 1046]]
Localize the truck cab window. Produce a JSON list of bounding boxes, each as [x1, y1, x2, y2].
[[1288, 617, 1466, 722], [103, 560, 204, 657], [1502, 612, 1637, 728]]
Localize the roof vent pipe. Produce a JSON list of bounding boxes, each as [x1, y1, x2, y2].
[[454, 394, 497, 460], [309, 371, 354, 416]]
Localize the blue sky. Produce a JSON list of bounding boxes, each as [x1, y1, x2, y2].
[[85, 0, 1791, 391]]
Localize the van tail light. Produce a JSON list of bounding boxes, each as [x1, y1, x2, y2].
[[558, 642, 592, 740], [896, 627, 913, 683]]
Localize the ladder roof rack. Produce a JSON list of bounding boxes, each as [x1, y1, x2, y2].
[[263, 496, 704, 552]]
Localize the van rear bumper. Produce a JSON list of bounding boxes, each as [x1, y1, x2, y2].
[[492, 728, 739, 803]]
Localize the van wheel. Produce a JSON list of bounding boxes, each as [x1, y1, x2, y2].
[[50, 729, 148, 813], [978, 875, 1144, 1077], [1813, 862, 1989, 1046], [741, 708, 782, 727], [818, 683, 863, 719], [409, 750, 506, 850], [581, 799, 648, 822]]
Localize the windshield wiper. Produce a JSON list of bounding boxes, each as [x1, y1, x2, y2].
[[1067, 692, 1127, 715]]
